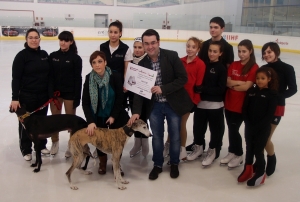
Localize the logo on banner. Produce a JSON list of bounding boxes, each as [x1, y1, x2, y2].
[[223, 35, 238, 41], [97, 30, 108, 36], [275, 38, 288, 45]]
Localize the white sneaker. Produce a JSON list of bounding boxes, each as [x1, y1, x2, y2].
[[228, 155, 243, 168], [41, 148, 50, 155], [163, 142, 170, 158], [186, 145, 203, 161], [24, 154, 32, 161], [179, 146, 187, 161], [220, 152, 235, 165], [50, 141, 59, 155], [65, 148, 72, 158], [202, 148, 216, 166], [93, 149, 98, 158]]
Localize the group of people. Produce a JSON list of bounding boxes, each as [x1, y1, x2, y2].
[[10, 16, 297, 187]]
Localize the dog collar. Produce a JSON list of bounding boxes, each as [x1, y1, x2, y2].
[[123, 125, 135, 137], [18, 112, 30, 123]]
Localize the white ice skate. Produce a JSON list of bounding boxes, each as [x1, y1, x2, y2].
[[202, 148, 216, 167], [220, 152, 235, 166], [228, 155, 243, 169]]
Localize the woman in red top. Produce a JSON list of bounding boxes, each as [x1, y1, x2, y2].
[[221, 39, 259, 168], [163, 37, 206, 160]]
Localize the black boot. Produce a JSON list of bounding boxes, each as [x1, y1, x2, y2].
[[266, 154, 276, 176]]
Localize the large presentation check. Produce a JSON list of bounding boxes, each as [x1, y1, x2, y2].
[[124, 63, 157, 99]]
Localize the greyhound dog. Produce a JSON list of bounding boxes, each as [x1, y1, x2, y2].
[[10, 106, 88, 173], [66, 119, 151, 190]]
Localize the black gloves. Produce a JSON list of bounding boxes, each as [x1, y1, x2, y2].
[[194, 85, 203, 94]]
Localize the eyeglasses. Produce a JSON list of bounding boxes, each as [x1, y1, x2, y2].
[[27, 37, 40, 40], [143, 41, 158, 47]]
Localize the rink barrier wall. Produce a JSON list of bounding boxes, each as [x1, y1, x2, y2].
[[1, 27, 299, 54]]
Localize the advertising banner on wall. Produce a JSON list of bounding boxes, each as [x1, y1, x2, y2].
[[1, 26, 59, 37]]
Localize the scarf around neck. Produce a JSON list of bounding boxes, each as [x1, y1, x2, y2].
[[89, 67, 112, 113], [133, 53, 147, 64]]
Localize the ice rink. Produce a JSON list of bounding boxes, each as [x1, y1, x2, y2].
[[0, 39, 299, 202]]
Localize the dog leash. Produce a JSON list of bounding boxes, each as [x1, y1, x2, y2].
[[18, 91, 62, 123]]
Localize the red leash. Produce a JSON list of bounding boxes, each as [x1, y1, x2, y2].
[[30, 91, 62, 114]]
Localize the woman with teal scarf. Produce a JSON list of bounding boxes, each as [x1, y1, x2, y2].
[[82, 51, 129, 176]]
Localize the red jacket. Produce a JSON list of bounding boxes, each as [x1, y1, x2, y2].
[[181, 56, 206, 105]]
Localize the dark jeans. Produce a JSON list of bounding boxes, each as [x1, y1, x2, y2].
[[193, 107, 224, 155], [18, 91, 49, 156], [225, 109, 244, 156], [245, 123, 271, 172], [96, 109, 129, 157]]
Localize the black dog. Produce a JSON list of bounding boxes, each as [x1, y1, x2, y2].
[[10, 105, 88, 173]]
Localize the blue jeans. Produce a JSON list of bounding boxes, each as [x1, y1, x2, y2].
[[149, 102, 181, 167]]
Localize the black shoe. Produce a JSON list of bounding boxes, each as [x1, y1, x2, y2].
[[170, 164, 179, 178], [149, 166, 162, 180], [266, 154, 276, 176]]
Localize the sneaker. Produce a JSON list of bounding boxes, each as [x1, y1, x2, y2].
[[163, 142, 170, 158], [170, 164, 179, 178], [130, 137, 142, 158], [179, 146, 187, 161], [93, 149, 98, 158], [202, 148, 216, 166], [186, 145, 203, 161], [50, 141, 59, 155], [24, 154, 32, 161], [41, 148, 50, 155], [149, 166, 162, 180], [228, 155, 243, 168], [65, 148, 72, 158], [220, 152, 235, 165]]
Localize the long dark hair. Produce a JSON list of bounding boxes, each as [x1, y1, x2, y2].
[[238, 39, 256, 75], [109, 20, 123, 38], [256, 66, 278, 91], [58, 31, 77, 54]]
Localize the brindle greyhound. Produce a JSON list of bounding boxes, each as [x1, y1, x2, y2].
[[66, 119, 151, 190], [10, 106, 88, 173]]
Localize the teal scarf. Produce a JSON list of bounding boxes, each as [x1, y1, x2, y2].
[[89, 67, 112, 113]]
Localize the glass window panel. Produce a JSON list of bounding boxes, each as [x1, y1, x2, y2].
[[274, 6, 287, 21], [242, 8, 252, 25], [243, 0, 253, 7], [251, 7, 263, 22], [262, 6, 273, 22], [287, 6, 300, 21], [289, 0, 300, 5], [265, 0, 271, 6]]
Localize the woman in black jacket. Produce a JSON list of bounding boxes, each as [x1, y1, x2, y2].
[[49, 31, 82, 156], [10, 28, 51, 161], [260, 42, 297, 176], [82, 51, 129, 176]]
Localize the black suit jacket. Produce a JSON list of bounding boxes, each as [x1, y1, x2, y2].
[[132, 48, 193, 118]]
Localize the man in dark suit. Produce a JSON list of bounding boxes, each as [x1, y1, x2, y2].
[[128, 29, 193, 180]]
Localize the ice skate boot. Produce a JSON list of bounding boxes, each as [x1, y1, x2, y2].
[[202, 148, 215, 167]]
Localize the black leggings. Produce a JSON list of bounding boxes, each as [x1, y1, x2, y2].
[[225, 109, 244, 156], [245, 124, 271, 173], [193, 107, 224, 153]]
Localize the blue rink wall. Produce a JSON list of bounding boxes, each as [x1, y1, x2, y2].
[[1, 27, 300, 54]]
